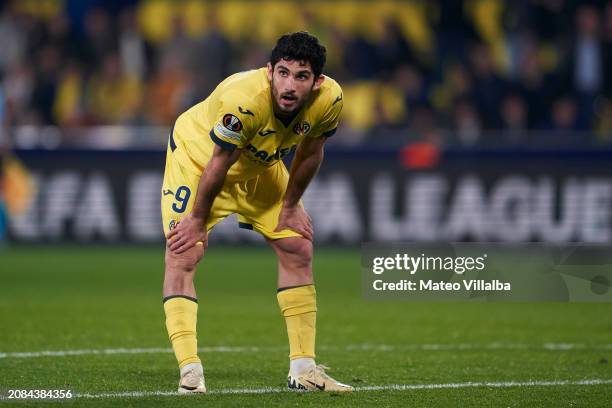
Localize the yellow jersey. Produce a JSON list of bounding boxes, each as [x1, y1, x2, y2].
[[170, 67, 343, 182]]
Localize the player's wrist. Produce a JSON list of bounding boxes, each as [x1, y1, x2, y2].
[[190, 211, 206, 223], [282, 201, 299, 210]]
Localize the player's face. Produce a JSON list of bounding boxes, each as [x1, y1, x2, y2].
[[267, 60, 324, 115]]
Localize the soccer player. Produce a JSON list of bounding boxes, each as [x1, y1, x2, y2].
[[161, 32, 353, 393]]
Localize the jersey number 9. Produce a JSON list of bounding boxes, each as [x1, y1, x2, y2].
[[172, 186, 191, 213]]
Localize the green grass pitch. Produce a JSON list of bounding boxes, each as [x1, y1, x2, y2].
[[0, 245, 611, 407]]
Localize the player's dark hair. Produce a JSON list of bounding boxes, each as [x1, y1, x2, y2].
[[270, 31, 327, 78]]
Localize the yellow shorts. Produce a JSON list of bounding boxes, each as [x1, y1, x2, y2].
[[161, 147, 301, 240]]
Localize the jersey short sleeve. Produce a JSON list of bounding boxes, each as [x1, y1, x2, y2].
[[311, 85, 343, 139], [210, 91, 258, 150]]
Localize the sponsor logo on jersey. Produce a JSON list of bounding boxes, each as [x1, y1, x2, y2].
[[238, 106, 254, 116], [333, 93, 343, 105], [258, 129, 276, 137], [245, 143, 297, 163], [293, 121, 311, 136]]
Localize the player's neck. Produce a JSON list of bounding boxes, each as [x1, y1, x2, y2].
[[274, 112, 298, 127], [272, 102, 300, 127]]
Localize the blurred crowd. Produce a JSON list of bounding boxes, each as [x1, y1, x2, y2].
[[1, 0, 612, 147]]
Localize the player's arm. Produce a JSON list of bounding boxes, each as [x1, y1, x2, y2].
[[167, 145, 241, 253], [276, 82, 342, 240], [275, 135, 327, 240]]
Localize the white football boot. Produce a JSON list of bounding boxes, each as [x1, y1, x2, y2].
[[287, 364, 354, 392], [177, 363, 206, 394]]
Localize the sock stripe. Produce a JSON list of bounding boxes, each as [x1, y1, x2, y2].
[[277, 284, 313, 293], [163, 295, 198, 304]]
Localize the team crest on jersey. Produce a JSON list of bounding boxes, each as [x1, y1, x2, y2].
[[293, 121, 311, 136], [223, 114, 243, 132]]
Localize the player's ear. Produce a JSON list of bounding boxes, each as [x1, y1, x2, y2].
[[267, 62, 273, 81], [312, 75, 325, 91]]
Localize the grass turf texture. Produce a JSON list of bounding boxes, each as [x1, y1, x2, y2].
[[0, 245, 611, 407]]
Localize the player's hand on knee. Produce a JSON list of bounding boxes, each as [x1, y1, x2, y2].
[[167, 213, 208, 254], [275, 205, 313, 241]]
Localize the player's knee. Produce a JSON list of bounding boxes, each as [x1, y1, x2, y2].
[[275, 237, 313, 268], [165, 245, 204, 273]]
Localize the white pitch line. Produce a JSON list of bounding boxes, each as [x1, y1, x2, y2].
[[1, 343, 611, 359], [0, 346, 284, 359], [67, 378, 612, 399]]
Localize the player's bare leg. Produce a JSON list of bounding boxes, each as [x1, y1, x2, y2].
[[163, 244, 206, 393], [163, 244, 204, 298], [269, 237, 353, 392], [270, 236, 313, 288]]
